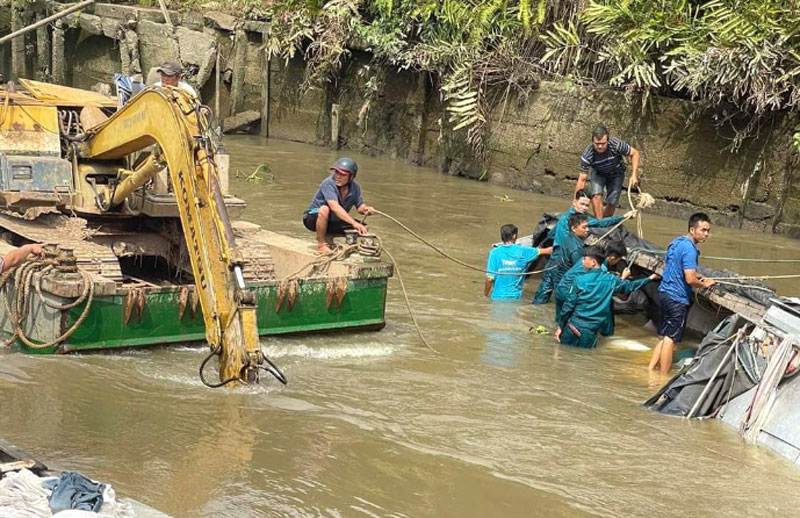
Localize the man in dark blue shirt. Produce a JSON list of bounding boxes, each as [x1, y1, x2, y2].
[[303, 157, 373, 253], [648, 212, 716, 373], [575, 125, 640, 219]]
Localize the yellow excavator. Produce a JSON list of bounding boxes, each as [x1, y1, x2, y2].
[[0, 80, 283, 387], [81, 86, 277, 386]]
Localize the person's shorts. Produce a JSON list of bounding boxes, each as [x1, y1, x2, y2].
[[302, 210, 353, 235], [590, 170, 625, 206], [657, 291, 690, 342]]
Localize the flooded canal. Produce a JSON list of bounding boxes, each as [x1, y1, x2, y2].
[[2, 137, 800, 517]]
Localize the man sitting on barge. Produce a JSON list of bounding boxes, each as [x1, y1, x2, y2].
[[303, 158, 373, 254], [649, 212, 716, 373]]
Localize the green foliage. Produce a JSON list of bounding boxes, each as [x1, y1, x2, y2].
[[260, 0, 800, 156]]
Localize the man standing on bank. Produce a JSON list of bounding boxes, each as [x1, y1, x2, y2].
[[648, 213, 716, 373], [575, 125, 640, 218], [303, 158, 373, 254]]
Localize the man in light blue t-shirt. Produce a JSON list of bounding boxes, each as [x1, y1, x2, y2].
[[485, 224, 553, 300]]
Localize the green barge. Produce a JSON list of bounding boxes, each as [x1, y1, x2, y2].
[[0, 219, 391, 355], [0, 80, 392, 362]]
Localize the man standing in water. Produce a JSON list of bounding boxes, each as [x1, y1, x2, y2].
[[533, 213, 589, 304], [484, 224, 553, 300], [575, 125, 640, 218], [649, 213, 716, 373], [303, 158, 373, 254], [556, 246, 659, 348], [548, 190, 635, 248]]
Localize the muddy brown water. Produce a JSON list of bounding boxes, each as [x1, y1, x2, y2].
[[3, 137, 800, 517]]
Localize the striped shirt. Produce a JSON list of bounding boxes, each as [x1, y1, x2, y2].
[[579, 137, 631, 176]]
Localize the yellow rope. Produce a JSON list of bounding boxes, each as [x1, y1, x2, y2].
[[372, 209, 552, 277], [382, 247, 438, 354]]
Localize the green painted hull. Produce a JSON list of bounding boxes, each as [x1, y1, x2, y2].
[[20, 277, 388, 354]]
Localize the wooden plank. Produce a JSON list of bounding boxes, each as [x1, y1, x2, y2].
[[630, 250, 767, 324]]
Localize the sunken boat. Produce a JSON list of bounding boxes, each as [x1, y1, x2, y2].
[[526, 213, 800, 467]]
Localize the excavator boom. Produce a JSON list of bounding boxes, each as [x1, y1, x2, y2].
[[78, 87, 271, 386]]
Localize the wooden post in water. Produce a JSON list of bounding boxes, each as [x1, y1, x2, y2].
[[261, 49, 272, 138], [214, 48, 221, 119], [330, 103, 340, 149], [229, 27, 247, 116]]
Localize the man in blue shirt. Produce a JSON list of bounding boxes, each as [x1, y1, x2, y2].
[[533, 212, 589, 304], [303, 157, 373, 253], [574, 125, 640, 219], [556, 246, 660, 348], [648, 213, 716, 373], [548, 189, 636, 248], [485, 224, 553, 300]]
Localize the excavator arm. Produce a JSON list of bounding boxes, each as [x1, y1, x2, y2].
[[78, 87, 277, 386]]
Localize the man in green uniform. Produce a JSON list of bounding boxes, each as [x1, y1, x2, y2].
[[533, 212, 589, 304], [556, 246, 661, 348], [548, 190, 635, 248]]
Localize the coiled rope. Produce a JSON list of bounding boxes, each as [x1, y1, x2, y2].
[[0, 256, 94, 350]]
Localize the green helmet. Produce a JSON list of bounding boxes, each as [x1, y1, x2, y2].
[[331, 157, 358, 178]]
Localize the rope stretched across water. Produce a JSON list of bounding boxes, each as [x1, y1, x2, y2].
[[630, 247, 800, 264], [371, 209, 553, 277]]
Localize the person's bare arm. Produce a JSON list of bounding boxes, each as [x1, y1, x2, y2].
[[537, 246, 554, 256], [684, 269, 715, 289], [484, 278, 494, 297], [575, 172, 589, 193], [326, 199, 368, 234], [629, 147, 640, 188], [2, 244, 43, 270]]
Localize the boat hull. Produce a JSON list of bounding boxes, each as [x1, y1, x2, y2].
[[8, 277, 388, 355]]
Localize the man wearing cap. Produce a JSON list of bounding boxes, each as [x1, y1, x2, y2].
[[155, 60, 198, 98], [303, 158, 373, 254]]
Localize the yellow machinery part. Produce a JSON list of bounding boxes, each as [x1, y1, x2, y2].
[[0, 105, 61, 156], [78, 88, 255, 384]]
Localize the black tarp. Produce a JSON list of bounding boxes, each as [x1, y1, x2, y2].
[[643, 315, 763, 416]]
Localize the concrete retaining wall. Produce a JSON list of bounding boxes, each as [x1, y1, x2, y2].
[[0, 1, 798, 236]]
